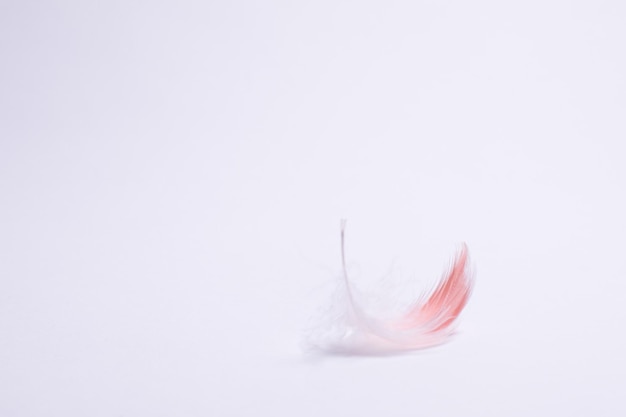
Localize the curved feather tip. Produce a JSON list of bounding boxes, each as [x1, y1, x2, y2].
[[307, 221, 475, 355]]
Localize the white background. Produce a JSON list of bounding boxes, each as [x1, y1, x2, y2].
[[1, 1, 625, 415]]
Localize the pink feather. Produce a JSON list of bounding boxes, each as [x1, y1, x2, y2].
[[308, 221, 474, 355]]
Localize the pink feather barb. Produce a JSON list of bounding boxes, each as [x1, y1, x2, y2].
[[308, 220, 475, 355]]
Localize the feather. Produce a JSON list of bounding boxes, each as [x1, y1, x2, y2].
[[307, 220, 474, 355]]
